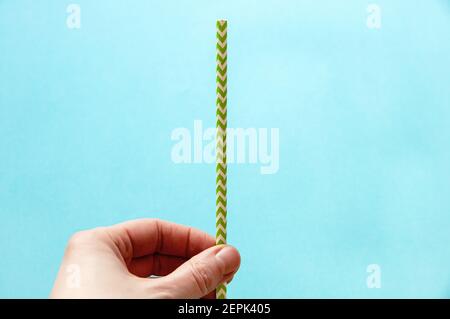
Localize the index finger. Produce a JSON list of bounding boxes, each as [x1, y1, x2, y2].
[[106, 218, 215, 259]]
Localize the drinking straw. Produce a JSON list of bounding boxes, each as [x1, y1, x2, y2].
[[215, 19, 228, 299]]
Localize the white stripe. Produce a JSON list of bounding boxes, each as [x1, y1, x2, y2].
[[216, 72, 227, 82], [216, 180, 227, 189], [216, 94, 227, 103], [217, 82, 227, 91], [217, 50, 227, 59], [217, 290, 226, 297], [216, 223, 226, 233], [217, 60, 227, 68], [216, 201, 226, 211], [217, 39, 227, 48], [217, 29, 227, 37], [216, 234, 226, 244], [216, 61, 227, 70], [216, 214, 227, 223], [216, 117, 227, 126]]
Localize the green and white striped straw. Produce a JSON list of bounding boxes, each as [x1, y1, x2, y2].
[[215, 19, 228, 299]]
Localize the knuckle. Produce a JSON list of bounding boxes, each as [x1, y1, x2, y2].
[[67, 228, 106, 249], [67, 231, 89, 247], [190, 261, 213, 296], [141, 217, 160, 224]]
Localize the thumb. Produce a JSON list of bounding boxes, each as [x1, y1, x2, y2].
[[159, 245, 240, 298]]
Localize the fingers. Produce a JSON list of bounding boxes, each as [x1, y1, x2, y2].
[[155, 245, 240, 299], [106, 218, 215, 260], [128, 254, 185, 277]]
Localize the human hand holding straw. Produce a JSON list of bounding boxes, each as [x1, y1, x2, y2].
[[51, 21, 234, 299], [50, 219, 240, 298]]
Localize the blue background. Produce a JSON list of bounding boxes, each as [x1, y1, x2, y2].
[[1, 0, 450, 298]]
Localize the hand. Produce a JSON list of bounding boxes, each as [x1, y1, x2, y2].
[[50, 219, 240, 298]]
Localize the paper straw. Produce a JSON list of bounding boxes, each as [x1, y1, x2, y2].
[[215, 19, 228, 299]]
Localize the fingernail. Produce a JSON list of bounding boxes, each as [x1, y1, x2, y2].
[[215, 245, 241, 274]]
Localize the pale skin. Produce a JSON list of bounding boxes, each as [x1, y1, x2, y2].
[[50, 219, 240, 298]]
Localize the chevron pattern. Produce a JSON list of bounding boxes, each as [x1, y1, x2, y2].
[[216, 19, 228, 300]]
